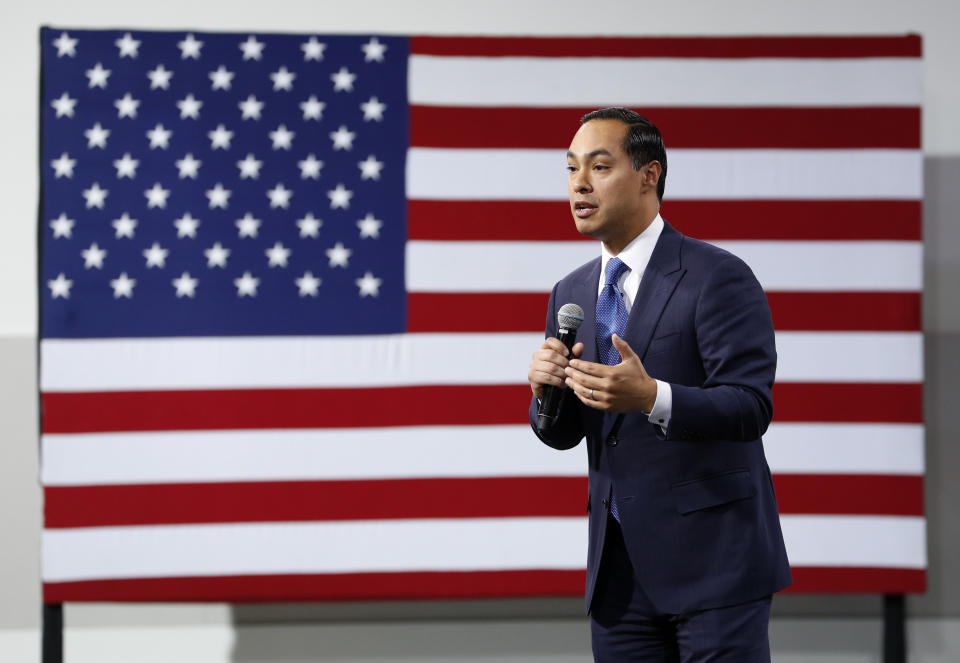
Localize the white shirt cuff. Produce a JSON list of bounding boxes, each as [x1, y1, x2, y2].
[[647, 379, 672, 431]]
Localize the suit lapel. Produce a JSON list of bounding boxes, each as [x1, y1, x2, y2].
[[572, 259, 601, 364], [602, 221, 685, 440]]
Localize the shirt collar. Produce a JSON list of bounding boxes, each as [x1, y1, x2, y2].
[[600, 213, 665, 281]]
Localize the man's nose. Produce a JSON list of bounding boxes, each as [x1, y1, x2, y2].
[[571, 170, 592, 192]]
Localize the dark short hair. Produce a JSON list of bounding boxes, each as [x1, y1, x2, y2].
[[580, 107, 667, 202]]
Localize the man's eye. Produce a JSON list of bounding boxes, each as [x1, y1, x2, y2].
[[566, 165, 577, 173], [594, 164, 609, 171]]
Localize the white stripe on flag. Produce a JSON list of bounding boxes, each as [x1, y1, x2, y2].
[[409, 56, 923, 107], [406, 241, 923, 293], [762, 423, 924, 475], [42, 518, 589, 582], [41, 514, 926, 582], [406, 148, 923, 200], [782, 515, 927, 568], [40, 422, 923, 486], [40, 332, 921, 392]]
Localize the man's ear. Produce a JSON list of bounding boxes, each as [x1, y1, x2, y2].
[[643, 161, 662, 191]]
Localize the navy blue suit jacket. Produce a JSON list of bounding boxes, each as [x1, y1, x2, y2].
[[529, 221, 792, 614]]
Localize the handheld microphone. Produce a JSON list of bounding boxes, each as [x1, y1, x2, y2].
[[537, 303, 585, 432]]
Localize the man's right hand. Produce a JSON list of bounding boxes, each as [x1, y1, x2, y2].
[[528, 338, 584, 400]]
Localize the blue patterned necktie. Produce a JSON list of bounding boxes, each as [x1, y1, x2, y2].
[[596, 257, 630, 522]]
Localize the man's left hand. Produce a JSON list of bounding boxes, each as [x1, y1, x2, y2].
[[565, 334, 657, 412]]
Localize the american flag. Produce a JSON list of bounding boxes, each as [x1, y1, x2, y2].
[[40, 29, 925, 602]]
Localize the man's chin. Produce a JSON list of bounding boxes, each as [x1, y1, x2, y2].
[[573, 216, 604, 240]]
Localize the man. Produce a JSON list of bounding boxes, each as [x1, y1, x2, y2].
[[527, 108, 791, 662]]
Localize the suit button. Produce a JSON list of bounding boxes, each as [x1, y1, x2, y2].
[[601, 498, 609, 508], [607, 435, 619, 447]]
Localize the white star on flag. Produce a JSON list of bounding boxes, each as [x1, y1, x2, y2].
[[51, 93, 77, 118], [270, 125, 294, 150], [50, 213, 75, 238], [145, 183, 171, 208], [147, 64, 173, 89], [112, 212, 137, 238], [327, 183, 353, 209], [235, 213, 261, 238], [147, 124, 172, 149], [115, 93, 140, 118], [83, 182, 108, 209], [331, 67, 356, 92], [143, 242, 169, 268], [267, 183, 292, 208], [178, 33, 203, 59], [358, 154, 384, 180], [115, 33, 140, 58], [208, 124, 234, 149], [298, 154, 323, 179], [51, 153, 76, 178], [266, 242, 291, 267], [239, 95, 264, 120], [172, 272, 199, 297], [174, 213, 200, 238], [360, 96, 386, 121], [361, 37, 387, 62], [237, 154, 263, 179], [114, 153, 139, 178], [239, 36, 265, 60], [301, 37, 326, 61], [296, 271, 321, 296], [110, 272, 136, 298], [48, 273, 73, 298], [271, 67, 296, 91], [53, 32, 77, 58], [297, 213, 322, 238], [177, 94, 203, 119], [209, 66, 235, 90], [85, 123, 110, 148], [206, 183, 231, 209], [86, 63, 111, 88], [82, 243, 107, 269], [204, 242, 230, 268], [330, 125, 356, 150], [326, 241, 352, 267], [357, 212, 383, 239], [355, 271, 382, 297], [300, 96, 325, 120], [176, 153, 201, 179], [234, 271, 259, 297]]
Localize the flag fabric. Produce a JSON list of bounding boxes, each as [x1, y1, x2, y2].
[[39, 29, 925, 602]]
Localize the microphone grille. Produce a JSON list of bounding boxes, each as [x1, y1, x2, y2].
[[557, 303, 585, 330]]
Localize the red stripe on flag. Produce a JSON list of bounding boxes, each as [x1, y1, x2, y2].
[[765, 292, 921, 332], [411, 106, 920, 149], [42, 565, 926, 603], [40, 385, 533, 434], [407, 200, 922, 241], [43, 569, 587, 603], [772, 383, 923, 423], [772, 475, 924, 516], [44, 474, 922, 529], [407, 292, 921, 333], [44, 477, 589, 528], [783, 567, 926, 594], [410, 36, 922, 58], [41, 382, 922, 434]]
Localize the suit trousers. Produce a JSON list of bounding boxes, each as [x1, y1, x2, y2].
[[590, 516, 772, 662]]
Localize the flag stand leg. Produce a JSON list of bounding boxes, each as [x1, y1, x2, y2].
[[882, 594, 906, 663], [42, 603, 63, 663]]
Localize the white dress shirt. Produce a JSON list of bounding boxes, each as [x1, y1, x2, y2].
[[598, 214, 673, 430]]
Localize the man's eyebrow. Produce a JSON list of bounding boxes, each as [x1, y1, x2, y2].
[[566, 149, 615, 160]]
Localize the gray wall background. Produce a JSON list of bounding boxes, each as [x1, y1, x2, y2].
[[1, 0, 958, 659]]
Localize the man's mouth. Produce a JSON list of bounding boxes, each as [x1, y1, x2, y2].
[[574, 201, 598, 218]]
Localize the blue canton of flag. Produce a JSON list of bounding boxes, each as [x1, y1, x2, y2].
[[40, 28, 409, 337]]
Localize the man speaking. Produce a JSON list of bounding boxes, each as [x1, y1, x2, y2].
[[527, 108, 792, 661]]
